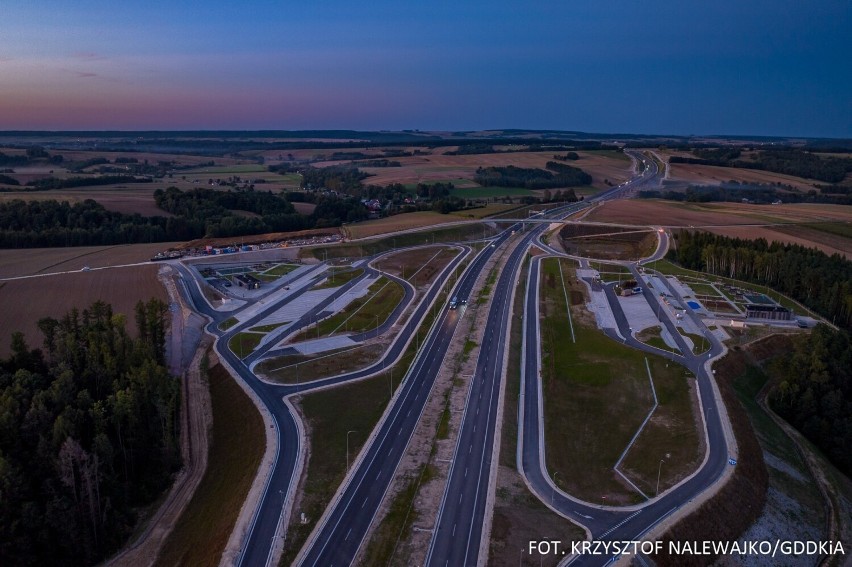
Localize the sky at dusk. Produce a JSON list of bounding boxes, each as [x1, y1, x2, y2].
[[1, 0, 850, 137]]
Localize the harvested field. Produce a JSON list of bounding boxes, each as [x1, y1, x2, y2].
[[343, 212, 466, 240], [704, 225, 851, 257], [0, 242, 182, 278], [175, 227, 340, 250], [448, 203, 518, 219], [590, 199, 852, 226], [0, 265, 167, 356], [588, 200, 852, 256], [0, 184, 172, 217], [665, 161, 824, 191], [336, 150, 632, 190], [559, 223, 658, 260]]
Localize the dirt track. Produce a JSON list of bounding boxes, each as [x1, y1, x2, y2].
[[107, 273, 212, 567]]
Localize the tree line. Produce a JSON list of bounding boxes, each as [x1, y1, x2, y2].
[[768, 325, 852, 478], [638, 184, 852, 206], [473, 163, 591, 189], [0, 186, 374, 247], [669, 148, 852, 183], [0, 300, 180, 565], [670, 230, 852, 331]]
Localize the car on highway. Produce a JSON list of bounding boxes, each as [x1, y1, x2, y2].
[[449, 296, 458, 309]]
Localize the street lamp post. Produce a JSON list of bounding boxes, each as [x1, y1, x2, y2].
[[346, 430, 358, 472], [656, 459, 665, 496], [552, 471, 561, 505]]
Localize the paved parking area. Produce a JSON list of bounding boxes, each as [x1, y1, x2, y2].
[[618, 294, 660, 333], [587, 288, 617, 330]]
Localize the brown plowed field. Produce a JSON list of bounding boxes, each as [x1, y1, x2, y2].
[[0, 265, 167, 356], [665, 162, 823, 191], [0, 184, 172, 217], [0, 242, 181, 279], [587, 200, 852, 257], [315, 150, 632, 189]]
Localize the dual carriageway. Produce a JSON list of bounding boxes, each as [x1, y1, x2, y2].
[[171, 150, 733, 566]]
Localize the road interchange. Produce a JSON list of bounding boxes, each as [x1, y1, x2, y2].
[[169, 148, 738, 566]]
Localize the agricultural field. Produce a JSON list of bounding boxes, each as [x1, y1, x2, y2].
[[323, 149, 632, 190], [342, 211, 464, 240], [588, 200, 852, 257], [559, 223, 658, 260], [448, 203, 519, 219], [0, 242, 181, 278], [450, 186, 533, 198], [658, 152, 835, 191], [0, 265, 167, 356], [0, 183, 173, 217]]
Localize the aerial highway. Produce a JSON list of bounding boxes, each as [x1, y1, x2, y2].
[[174, 148, 668, 566], [425, 149, 732, 567], [295, 225, 530, 566], [173, 245, 466, 567]]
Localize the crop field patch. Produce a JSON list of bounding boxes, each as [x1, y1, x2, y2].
[[0, 242, 182, 279], [0, 265, 167, 356], [337, 150, 631, 190], [0, 184, 171, 217], [343, 211, 461, 240], [559, 224, 658, 260]]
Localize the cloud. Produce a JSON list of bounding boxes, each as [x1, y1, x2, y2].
[[0, 57, 12, 63], [71, 51, 105, 61], [60, 68, 98, 78]]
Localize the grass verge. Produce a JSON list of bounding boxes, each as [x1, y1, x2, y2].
[[490, 252, 585, 566], [292, 277, 404, 342], [312, 267, 364, 290], [635, 325, 679, 354], [651, 346, 768, 566], [155, 359, 264, 567], [228, 331, 262, 358], [540, 258, 701, 503], [218, 316, 238, 331], [264, 263, 299, 277], [359, 464, 437, 565], [278, 256, 465, 565], [249, 322, 287, 333]]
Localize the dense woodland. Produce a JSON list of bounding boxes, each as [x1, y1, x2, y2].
[[638, 183, 852, 206], [669, 148, 852, 183], [473, 163, 592, 189], [0, 199, 180, 247], [670, 231, 852, 330], [768, 325, 852, 477], [670, 230, 852, 478], [0, 185, 372, 247], [0, 300, 180, 566]]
